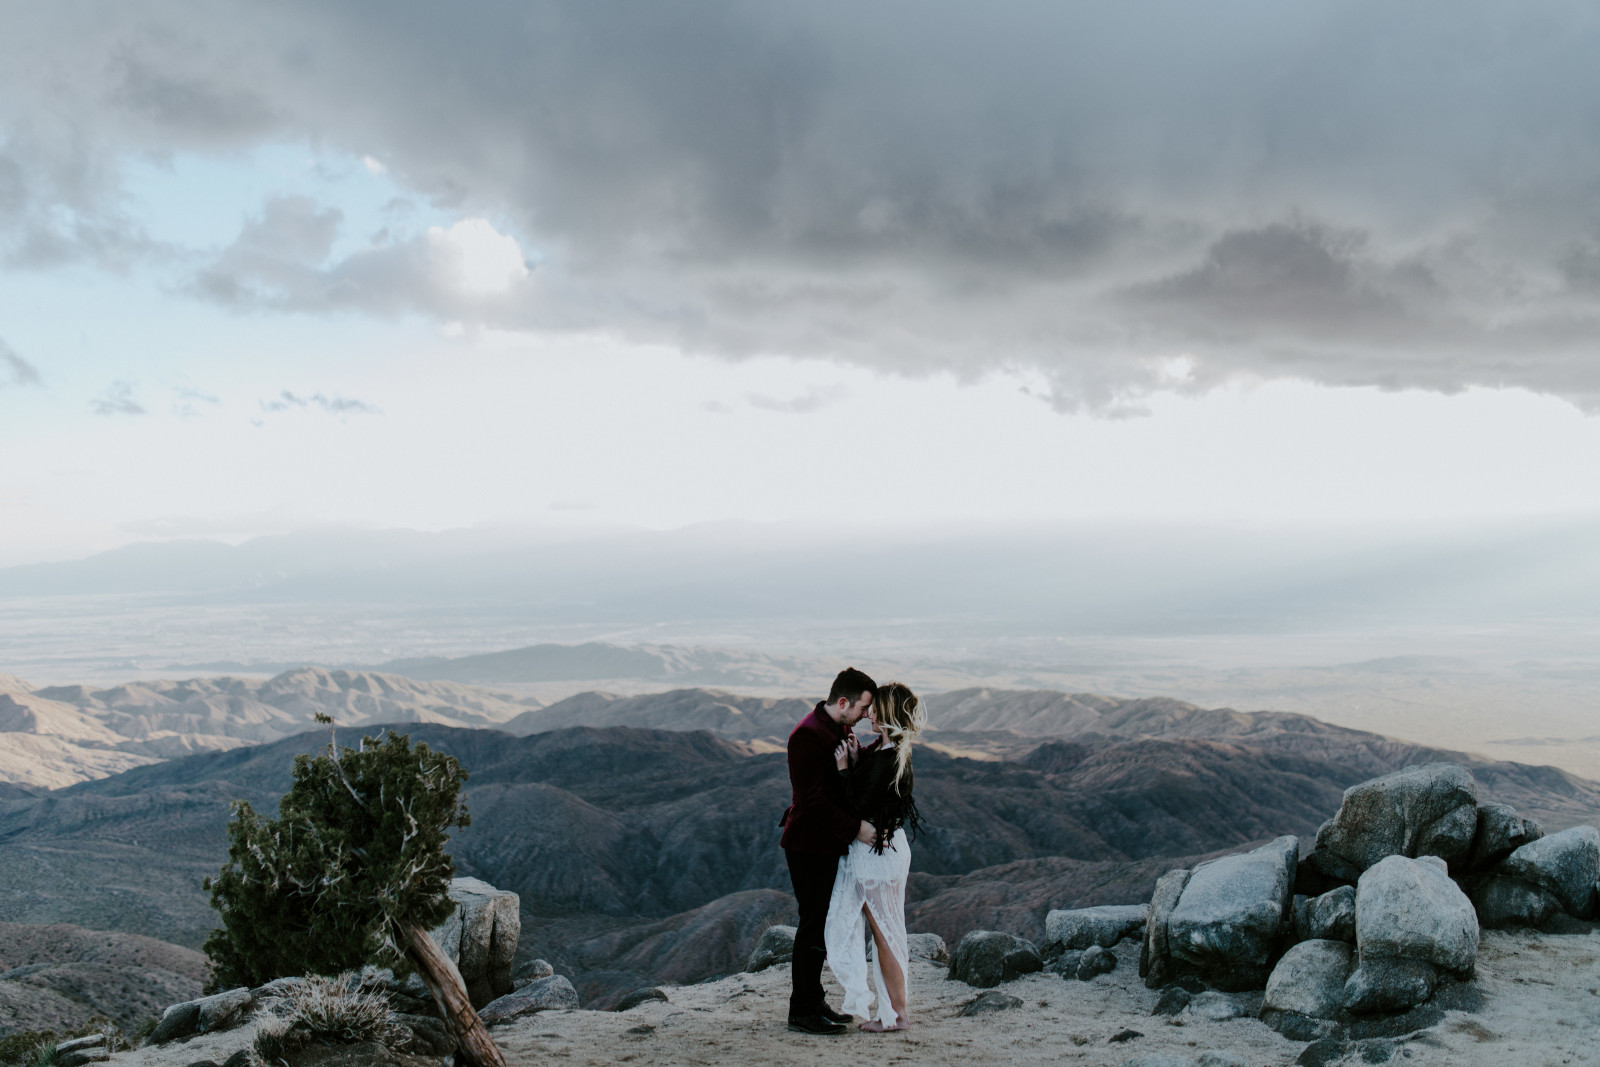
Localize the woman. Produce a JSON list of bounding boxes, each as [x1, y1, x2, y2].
[[823, 682, 926, 1032]]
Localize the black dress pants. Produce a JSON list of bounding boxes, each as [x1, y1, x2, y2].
[[784, 847, 841, 1015]]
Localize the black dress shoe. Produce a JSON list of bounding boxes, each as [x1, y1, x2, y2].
[[787, 1013, 848, 1035], [817, 1003, 853, 1025]]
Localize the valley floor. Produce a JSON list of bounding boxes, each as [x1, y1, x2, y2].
[[105, 929, 1600, 1067]]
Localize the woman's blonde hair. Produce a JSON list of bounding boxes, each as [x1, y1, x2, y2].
[[872, 682, 926, 793]]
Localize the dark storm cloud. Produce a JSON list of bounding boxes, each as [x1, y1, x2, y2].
[[8, 1, 1600, 408]]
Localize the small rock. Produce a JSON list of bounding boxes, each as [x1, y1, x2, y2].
[[220, 1049, 251, 1067], [614, 988, 669, 1011], [1198, 1053, 1248, 1067], [1044, 904, 1149, 953], [745, 925, 796, 973], [1342, 956, 1437, 1014], [513, 959, 555, 985], [1116, 1056, 1194, 1067], [196, 987, 254, 1033], [146, 999, 202, 1045], [180, 1060, 218, 1067], [54, 1036, 106, 1055], [1075, 944, 1117, 980], [1046, 950, 1083, 977], [1261, 1008, 1339, 1042], [1356, 854, 1479, 974], [1185, 990, 1260, 1022], [1295, 1037, 1350, 1067], [1264, 939, 1355, 1020], [1108, 1028, 1144, 1043], [907, 932, 949, 964], [478, 974, 579, 1025], [56, 1051, 109, 1067], [394, 1014, 456, 1056], [947, 930, 1043, 988], [957, 990, 1022, 1016], [1150, 987, 1192, 1016], [1465, 803, 1543, 873], [625, 1024, 654, 1035], [1305, 885, 1356, 942], [1497, 825, 1600, 916]]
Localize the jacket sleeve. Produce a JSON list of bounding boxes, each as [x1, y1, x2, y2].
[[789, 727, 861, 848]]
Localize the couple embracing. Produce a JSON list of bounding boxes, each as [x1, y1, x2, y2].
[[779, 667, 926, 1035]]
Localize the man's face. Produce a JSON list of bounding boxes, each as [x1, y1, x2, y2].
[[837, 692, 873, 728]]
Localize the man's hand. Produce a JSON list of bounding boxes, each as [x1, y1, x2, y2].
[[856, 820, 877, 844]]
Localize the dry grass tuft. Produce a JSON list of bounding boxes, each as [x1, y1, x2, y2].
[[249, 973, 400, 1067]]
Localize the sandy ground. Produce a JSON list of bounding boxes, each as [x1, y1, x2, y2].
[[103, 929, 1600, 1067]]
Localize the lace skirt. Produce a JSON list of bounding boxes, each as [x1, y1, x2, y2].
[[823, 828, 911, 1026]]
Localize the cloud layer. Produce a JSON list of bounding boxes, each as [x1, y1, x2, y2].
[[7, 2, 1600, 409]]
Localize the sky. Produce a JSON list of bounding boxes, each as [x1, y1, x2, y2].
[[4, 2, 1600, 567]]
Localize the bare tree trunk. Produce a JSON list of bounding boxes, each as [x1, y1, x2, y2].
[[403, 920, 507, 1067]]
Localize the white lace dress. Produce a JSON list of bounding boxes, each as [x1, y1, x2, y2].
[[824, 824, 912, 1026]]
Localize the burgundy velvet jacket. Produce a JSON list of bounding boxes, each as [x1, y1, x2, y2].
[[778, 702, 861, 856]]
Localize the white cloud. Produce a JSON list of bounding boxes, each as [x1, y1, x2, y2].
[[427, 218, 529, 297]]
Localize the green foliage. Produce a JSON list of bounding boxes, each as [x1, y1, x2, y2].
[[0, 1033, 55, 1066], [203, 729, 470, 990], [126, 1017, 158, 1047], [0, 1021, 120, 1067]]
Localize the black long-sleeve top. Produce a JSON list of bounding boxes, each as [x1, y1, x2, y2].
[[842, 740, 923, 854]]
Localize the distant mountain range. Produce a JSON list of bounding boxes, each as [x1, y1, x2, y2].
[[4, 690, 1598, 1006], [0, 668, 541, 788], [369, 642, 824, 688]]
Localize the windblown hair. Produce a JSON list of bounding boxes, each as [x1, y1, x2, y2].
[[872, 682, 925, 794]]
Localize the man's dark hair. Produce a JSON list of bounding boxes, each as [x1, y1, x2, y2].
[[827, 667, 877, 706]]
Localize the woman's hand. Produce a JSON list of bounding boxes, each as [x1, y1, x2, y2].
[[845, 732, 860, 765], [834, 741, 850, 771], [856, 820, 877, 844]]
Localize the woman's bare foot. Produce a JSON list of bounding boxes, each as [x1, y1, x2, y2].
[[858, 1019, 910, 1033]]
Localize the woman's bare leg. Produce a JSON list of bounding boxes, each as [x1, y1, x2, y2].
[[860, 904, 909, 1029]]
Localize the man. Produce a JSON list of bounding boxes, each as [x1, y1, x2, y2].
[[779, 667, 879, 1035]]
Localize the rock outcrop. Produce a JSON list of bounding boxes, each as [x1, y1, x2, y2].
[[426, 877, 520, 1008], [947, 931, 1043, 988], [1158, 836, 1298, 990], [1303, 885, 1356, 943], [1263, 939, 1353, 1022], [1311, 763, 1479, 880], [1043, 904, 1148, 955], [1495, 825, 1599, 916], [743, 925, 794, 973], [478, 974, 579, 1025], [1464, 802, 1543, 873], [1354, 855, 1479, 975]]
